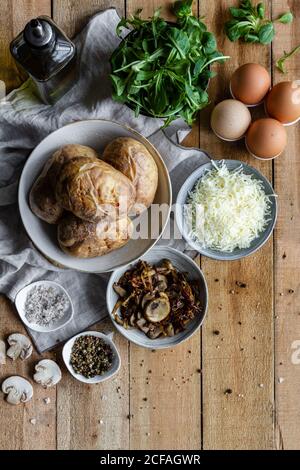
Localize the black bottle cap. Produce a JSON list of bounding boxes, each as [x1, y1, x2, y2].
[[24, 18, 54, 48]]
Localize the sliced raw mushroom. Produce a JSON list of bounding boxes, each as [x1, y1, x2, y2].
[[33, 359, 62, 388], [144, 295, 170, 323], [2, 376, 33, 405], [0, 340, 6, 365], [7, 334, 33, 361], [113, 283, 127, 298]]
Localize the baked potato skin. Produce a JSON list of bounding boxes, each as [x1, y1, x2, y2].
[[30, 144, 99, 224], [29, 173, 63, 224], [48, 144, 99, 187], [102, 137, 158, 214], [55, 157, 136, 223], [57, 212, 133, 258]]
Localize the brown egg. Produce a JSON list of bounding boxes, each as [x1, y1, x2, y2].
[[245, 118, 287, 160], [230, 63, 271, 106], [211, 99, 251, 141], [266, 81, 300, 125]]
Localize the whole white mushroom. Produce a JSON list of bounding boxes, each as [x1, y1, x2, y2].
[[34, 359, 62, 388], [2, 376, 33, 405], [7, 333, 33, 360]]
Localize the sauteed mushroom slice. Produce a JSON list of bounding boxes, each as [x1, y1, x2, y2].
[[155, 274, 168, 292], [144, 295, 170, 323], [113, 284, 127, 298], [129, 313, 136, 327], [165, 323, 175, 337], [136, 318, 150, 334], [156, 259, 175, 275], [114, 314, 124, 326], [148, 324, 164, 339], [141, 292, 156, 309]]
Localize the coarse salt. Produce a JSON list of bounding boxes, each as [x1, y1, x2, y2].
[[24, 285, 69, 327]]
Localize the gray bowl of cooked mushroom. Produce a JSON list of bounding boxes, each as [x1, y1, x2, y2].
[[106, 246, 208, 349]]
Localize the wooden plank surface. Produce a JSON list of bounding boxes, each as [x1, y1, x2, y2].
[[0, 0, 50, 93], [0, 0, 299, 451], [0, 297, 56, 450], [53, 0, 124, 37], [199, 0, 274, 450], [0, 0, 53, 451], [52, 0, 130, 451], [272, 0, 300, 450], [126, 0, 202, 450]]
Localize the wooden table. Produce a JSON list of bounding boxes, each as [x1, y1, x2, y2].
[[0, 0, 299, 450]]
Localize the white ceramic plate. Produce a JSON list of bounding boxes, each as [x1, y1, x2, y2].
[[15, 280, 74, 333], [107, 246, 208, 349], [62, 331, 121, 384], [18, 119, 172, 273]]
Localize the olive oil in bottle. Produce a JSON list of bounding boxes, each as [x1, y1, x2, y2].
[[10, 16, 77, 104]]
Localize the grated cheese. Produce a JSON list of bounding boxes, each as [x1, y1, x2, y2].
[[185, 161, 274, 252]]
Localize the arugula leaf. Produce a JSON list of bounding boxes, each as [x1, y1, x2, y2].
[[277, 12, 293, 24], [256, 3, 265, 19], [193, 57, 206, 77], [258, 22, 274, 44], [167, 28, 190, 58], [229, 7, 252, 19], [110, 0, 229, 126], [173, 0, 193, 18], [244, 32, 259, 43], [116, 18, 129, 37], [225, 1, 292, 45], [202, 32, 217, 54], [276, 44, 300, 73], [110, 74, 126, 97]]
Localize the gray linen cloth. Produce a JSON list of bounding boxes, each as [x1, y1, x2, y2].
[[0, 8, 210, 352]]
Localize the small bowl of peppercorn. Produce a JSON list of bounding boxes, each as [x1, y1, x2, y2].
[[62, 331, 121, 384]]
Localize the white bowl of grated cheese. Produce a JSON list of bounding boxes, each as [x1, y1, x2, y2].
[[175, 160, 277, 261], [15, 280, 74, 333]]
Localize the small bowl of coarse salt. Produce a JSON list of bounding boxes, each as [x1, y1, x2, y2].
[[15, 281, 74, 333]]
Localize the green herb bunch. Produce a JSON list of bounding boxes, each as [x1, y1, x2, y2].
[[225, 0, 293, 45], [110, 0, 229, 126]]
